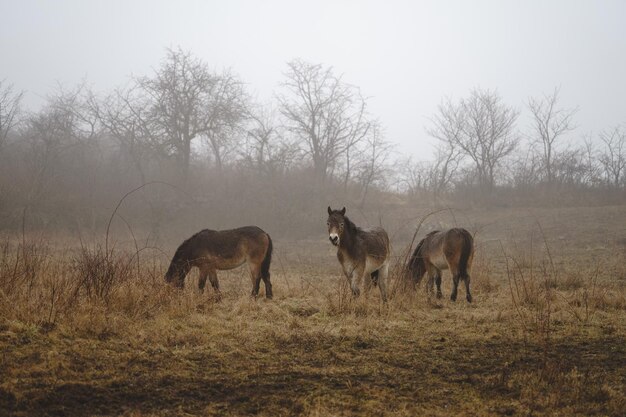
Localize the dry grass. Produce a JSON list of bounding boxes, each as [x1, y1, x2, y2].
[[1, 205, 625, 416]]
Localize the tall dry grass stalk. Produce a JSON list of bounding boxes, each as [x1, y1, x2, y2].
[[501, 229, 556, 350], [0, 236, 175, 332]]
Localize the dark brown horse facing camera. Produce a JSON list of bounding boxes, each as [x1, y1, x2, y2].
[[326, 207, 390, 302], [407, 228, 474, 302], [165, 226, 273, 299]]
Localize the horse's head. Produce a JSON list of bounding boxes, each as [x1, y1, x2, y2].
[[326, 206, 346, 246], [164, 261, 187, 288]]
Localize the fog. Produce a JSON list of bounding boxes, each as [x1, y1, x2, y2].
[[0, 1, 625, 241], [2, 0, 625, 156]]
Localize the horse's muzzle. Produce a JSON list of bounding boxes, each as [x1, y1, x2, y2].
[[329, 235, 339, 246]]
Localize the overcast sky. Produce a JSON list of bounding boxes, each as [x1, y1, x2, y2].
[[1, 0, 625, 158]]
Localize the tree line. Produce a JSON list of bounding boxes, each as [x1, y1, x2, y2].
[[0, 48, 624, 235]]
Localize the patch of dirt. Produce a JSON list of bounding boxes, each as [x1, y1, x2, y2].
[[2, 329, 624, 416]]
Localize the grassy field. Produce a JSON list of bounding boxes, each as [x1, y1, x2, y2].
[[1, 205, 625, 416]]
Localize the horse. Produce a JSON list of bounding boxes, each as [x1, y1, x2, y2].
[[164, 226, 273, 299], [406, 228, 474, 302], [326, 207, 390, 302]]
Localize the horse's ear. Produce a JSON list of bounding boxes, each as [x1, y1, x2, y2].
[[327, 206, 332, 215], [340, 207, 346, 215]]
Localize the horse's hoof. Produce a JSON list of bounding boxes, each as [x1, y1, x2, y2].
[[450, 294, 457, 302], [436, 292, 443, 299], [467, 294, 473, 303]]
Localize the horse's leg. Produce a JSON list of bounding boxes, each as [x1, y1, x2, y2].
[[198, 267, 208, 293], [249, 262, 262, 298], [463, 273, 472, 303], [261, 273, 273, 300], [350, 265, 364, 298], [364, 271, 374, 295], [426, 267, 435, 297], [450, 272, 460, 302], [462, 250, 473, 303], [207, 269, 221, 300], [370, 270, 379, 287], [434, 269, 443, 299], [377, 263, 389, 303]]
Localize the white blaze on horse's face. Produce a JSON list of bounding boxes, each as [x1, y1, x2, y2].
[[327, 207, 347, 247], [327, 219, 344, 246], [329, 230, 339, 246]]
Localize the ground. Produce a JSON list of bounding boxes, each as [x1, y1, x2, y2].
[[1, 205, 625, 416]]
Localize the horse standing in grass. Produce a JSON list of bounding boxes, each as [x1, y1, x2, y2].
[[326, 207, 390, 302], [165, 226, 273, 299], [407, 228, 474, 302]]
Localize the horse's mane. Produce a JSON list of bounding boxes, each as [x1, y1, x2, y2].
[[342, 215, 359, 237], [407, 230, 439, 283], [165, 232, 200, 281], [170, 229, 214, 262]]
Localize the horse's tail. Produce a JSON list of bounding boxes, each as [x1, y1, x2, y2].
[[457, 228, 474, 280], [261, 233, 273, 280], [407, 237, 427, 285]]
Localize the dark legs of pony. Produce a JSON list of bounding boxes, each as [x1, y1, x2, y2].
[[464, 274, 472, 303], [450, 272, 472, 302], [250, 264, 262, 298], [198, 268, 222, 300], [208, 271, 220, 293], [261, 274, 272, 299], [250, 273, 272, 299], [450, 273, 460, 301], [370, 270, 379, 287], [199, 271, 207, 291], [426, 267, 443, 299], [252, 234, 272, 299], [250, 265, 273, 299], [434, 272, 443, 299]]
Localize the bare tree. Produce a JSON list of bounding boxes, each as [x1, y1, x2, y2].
[[278, 59, 370, 182], [202, 71, 248, 171], [581, 135, 601, 186], [92, 86, 156, 183], [396, 142, 459, 204], [598, 126, 626, 187], [551, 147, 591, 186], [21, 86, 98, 206], [242, 105, 299, 175], [510, 147, 542, 189], [396, 157, 427, 198], [354, 123, 393, 206], [528, 87, 578, 183], [137, 48, 247, 180], [429, 141, 460, 202], [0, 80, 24, 150], [428, 88, 519, 191]]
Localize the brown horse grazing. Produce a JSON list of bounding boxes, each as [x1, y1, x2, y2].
[[165, 226, 273, 299], [327, 207, 390, 302], [407, 228, 474, 302]]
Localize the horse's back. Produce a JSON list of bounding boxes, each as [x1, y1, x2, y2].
[[183, 226, 270, 268], [442, 228, 473, 253], [228, 225, 268, 238], [358, 226, 390, 261], [424, 228, 473, 270]]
